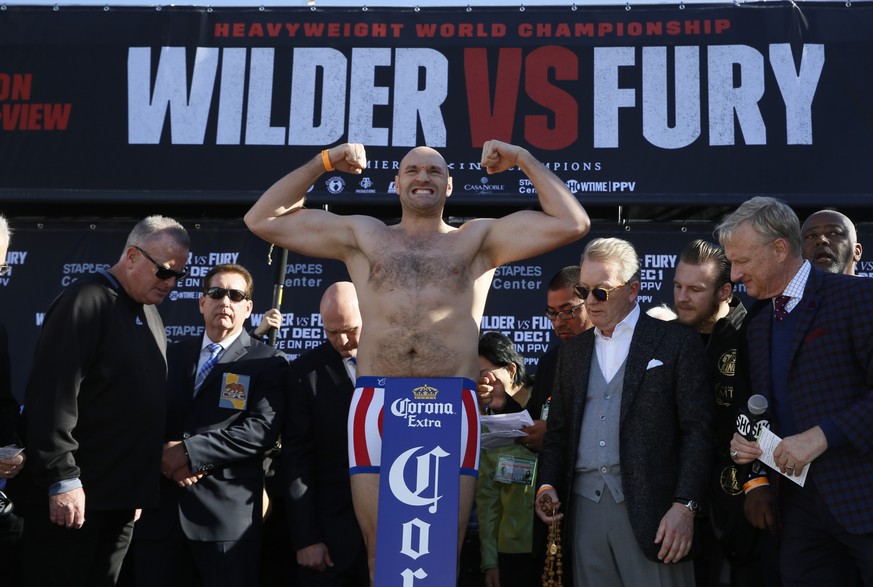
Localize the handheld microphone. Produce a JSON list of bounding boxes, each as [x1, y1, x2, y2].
[[736, 394, 769, 441]]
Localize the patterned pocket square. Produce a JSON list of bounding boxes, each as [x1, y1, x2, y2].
[[646, 359, 664, 370], [804, 328, 828, 343]]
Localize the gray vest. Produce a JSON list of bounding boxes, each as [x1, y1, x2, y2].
[[573, 350, 626, 503]]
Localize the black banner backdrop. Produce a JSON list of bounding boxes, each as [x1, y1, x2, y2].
[[1, 3, 872, 206], [0, 218, 727, 401], [2, 218, 871, 401]]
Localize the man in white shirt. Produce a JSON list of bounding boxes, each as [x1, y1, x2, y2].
[[536, 237, 713, 587]]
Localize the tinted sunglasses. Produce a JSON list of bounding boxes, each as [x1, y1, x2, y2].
[[574, 282, 626, 303], [0, 263, 9, 277], [204, 287, 249, 303], [133, 245, 188, 281]]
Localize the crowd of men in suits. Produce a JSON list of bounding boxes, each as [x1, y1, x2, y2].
[[1, 195, 871, 587]]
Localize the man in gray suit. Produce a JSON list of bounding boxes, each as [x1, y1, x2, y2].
[[536, 237, 714, 587]]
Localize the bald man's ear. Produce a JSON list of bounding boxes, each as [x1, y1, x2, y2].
[[854, 242, 863, 263]]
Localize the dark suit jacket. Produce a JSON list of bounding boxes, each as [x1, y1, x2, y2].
[[539, 311, 714, 564], [282, 341, 366, 573], [0, 323, 20, 448], [746, 267, 873, 534], [15, 273, 168, 510], [136, 330, 287, 543]]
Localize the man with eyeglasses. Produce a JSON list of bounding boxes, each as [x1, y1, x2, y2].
[[536, 237, 713, 587], [532, 265, 593, 429], [245, 140, 589, 584], [14, 216, 189, 586], [133, 263, 287, 587], [478, 266, 591, 452]]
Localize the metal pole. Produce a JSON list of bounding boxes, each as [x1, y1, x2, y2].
[[267, 246, 288, 348]]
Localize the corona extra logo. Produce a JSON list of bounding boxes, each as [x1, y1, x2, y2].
[[412, 384, 439, 400]]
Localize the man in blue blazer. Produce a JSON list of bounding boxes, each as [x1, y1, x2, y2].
[[721, 197, 873, 586], [536, 237, 713, 587], [134, 263, 288, 587]]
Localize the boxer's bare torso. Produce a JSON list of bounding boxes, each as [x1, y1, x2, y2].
[[345, 219, 495, 380]]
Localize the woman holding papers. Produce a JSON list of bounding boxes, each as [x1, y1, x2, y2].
[[476, 332, 537, 587]]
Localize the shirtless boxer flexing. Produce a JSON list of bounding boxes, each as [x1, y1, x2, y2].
[[245, 140, 590, 584]]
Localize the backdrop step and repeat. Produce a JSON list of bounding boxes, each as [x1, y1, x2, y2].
[[0, 217, 745, 401]]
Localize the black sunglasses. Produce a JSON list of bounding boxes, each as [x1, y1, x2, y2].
[[133, 245, 188, 281], [574, 282, 626, 303], [204, 287, 249, 303]]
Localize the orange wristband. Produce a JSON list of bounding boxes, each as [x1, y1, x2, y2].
[[536, 484, 555, 498], [743, 477, 770, 494], [321, 149, 334, 172]]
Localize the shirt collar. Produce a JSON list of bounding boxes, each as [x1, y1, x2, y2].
[[780, 259, 811, 301], [202, 329, 243, 352]]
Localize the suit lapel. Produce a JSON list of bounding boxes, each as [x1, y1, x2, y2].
[[785, 269, 823, 367], [621, 313, 661, 423], [747, 301, 773, 399], [326, 347, 353, 388], [200, 331, 250, 392], [570, 332, 594, 441]]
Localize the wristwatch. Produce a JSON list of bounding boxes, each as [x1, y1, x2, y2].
[[674, 497, 701, 515]]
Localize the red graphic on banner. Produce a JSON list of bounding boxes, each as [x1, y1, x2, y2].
[[0, 73, 71, 131]]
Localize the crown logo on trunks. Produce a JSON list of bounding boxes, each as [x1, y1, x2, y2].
[[411, 384, 439, 400]]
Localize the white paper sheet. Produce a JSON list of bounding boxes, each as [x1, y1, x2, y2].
[[756, 427, 810, 486]]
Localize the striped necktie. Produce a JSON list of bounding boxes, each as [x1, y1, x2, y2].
[[194, 342, 223, 394]]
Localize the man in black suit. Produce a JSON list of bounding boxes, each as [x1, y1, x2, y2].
[[14, 216, 190, 587], [283, 281, 368, 586], [536, 237, 713, 587], [134, 263, 287, 587], [0, 215, 24, 587]]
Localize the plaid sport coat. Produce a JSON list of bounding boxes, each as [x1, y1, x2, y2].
[[746, 266, 873, 534]]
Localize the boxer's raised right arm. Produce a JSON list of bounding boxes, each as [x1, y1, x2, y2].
[[245, 144, 367, 260]]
